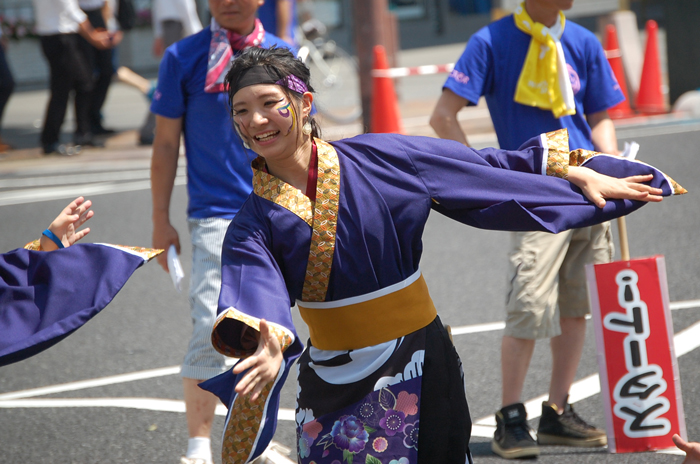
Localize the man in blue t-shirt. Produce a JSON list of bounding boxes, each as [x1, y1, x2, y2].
[[431, 0, 624, 459], [150, 0, 292, 462]]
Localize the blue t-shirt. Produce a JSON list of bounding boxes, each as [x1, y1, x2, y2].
[[444, 15, 624, 151], [151, 28, 292, 219]]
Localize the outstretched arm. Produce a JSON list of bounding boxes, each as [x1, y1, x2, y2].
[[40, 196, 94, 251], [673, 434, 700, 464], [567, 167, 663, 208], [232, 320, 283, 402]]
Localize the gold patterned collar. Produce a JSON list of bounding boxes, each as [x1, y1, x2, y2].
[[251, 139, 341, 301]]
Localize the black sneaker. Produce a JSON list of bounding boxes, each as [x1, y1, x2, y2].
[[91, 125, 117, 136], [537, 398, 607, 447], [492, 403, 540, 459], [74, 133, 105, 148]]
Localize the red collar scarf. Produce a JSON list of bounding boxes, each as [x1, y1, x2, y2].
[[205, 18, 266, 93]]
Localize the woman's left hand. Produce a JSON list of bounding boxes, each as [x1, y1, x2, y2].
[[567, 166, 664, 208], [232, 319, 283, 402]]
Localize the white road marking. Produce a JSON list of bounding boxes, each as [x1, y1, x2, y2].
[[449, 299, 700, 337], [670, 299, 700, 311], [0, 365, 182, 401], [451, 321, 505, 335], [0, 169, 152, 189], [0, 358, 238, 401], [0, 398, 296, 421], [0, 176, 186, 206], [0, 397, 188, 413]]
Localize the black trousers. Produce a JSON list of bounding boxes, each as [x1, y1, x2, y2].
[[79, 8, 114, 129], [39, 33, 93, 146], [0, 44, 15, 131], [139, 19, 185, 143]]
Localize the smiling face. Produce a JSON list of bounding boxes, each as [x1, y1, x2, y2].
[[208, 0, 264, 33], [232, 83, 312, 161]]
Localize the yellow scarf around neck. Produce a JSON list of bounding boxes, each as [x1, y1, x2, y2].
[[513, 3, 575, 118]]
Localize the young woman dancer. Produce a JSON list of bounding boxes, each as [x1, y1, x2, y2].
[[201, 46, 683, 464]]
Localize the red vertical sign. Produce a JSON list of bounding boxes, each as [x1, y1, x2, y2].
[[587, 256, 686, 453]]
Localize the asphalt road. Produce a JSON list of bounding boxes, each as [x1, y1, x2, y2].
[[0, 120, 699, 464]]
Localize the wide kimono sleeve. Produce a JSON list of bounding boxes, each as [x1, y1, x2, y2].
[[200, 203, 304, 464], [0, 244, 161, 367], [402, 129, 685, 233]]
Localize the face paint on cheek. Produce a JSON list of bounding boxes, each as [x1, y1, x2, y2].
[[277, 102, 291, 118], [277, 102, 297, 135], [233, 120, 251, 147]]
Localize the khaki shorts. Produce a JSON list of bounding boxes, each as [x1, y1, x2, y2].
[[504, 223, 614, 340]]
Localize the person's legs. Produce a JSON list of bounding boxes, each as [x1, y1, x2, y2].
[[82, 8, 114, 132], [502, 230, 573, 405], [183, 377, 218, 436], [537, 224, 612, 447], [89, 46, 115, 131], [65, 33, 95, 144], [39, 35, 73, 150], [181, 218, 232, 463], [493, 230, 572, 459], [549, 222, 614, 408], [139, 20, 184, 145], [501, 335, 535, 407], [0, 44, 15, 150], [548, 315, 586, 409]]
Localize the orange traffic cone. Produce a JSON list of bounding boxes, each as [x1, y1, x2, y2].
[[636, 20, 667, 114], [370, 45, 404, 134], [604, 24, 635, 119]]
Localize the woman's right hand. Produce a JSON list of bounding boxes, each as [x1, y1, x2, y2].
[[232, 320, 283, 402]]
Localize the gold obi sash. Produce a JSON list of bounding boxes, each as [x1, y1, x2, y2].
[[297, 270, 437, 351]]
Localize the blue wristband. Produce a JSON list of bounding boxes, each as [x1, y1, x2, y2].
[[42, 229, 65, 249]]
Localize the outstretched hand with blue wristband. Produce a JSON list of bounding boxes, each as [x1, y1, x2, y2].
[[39, 196, 95, 251]]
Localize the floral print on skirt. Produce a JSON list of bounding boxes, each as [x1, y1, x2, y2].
[[299, 377, 421, 463], [296, 323, 427, 464]]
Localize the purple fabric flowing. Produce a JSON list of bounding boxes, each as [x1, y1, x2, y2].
[[0, 244, 149, 366]]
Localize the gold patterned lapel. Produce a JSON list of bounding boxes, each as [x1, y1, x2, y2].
[[252, 156, 313, 226], [301, 139, 341, 302], [250, 139, 341, 302]]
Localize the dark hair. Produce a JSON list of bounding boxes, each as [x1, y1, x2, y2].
[[225, 46, 321, 139]]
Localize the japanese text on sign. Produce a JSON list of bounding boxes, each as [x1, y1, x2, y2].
[[603, 269, 671, 438]]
